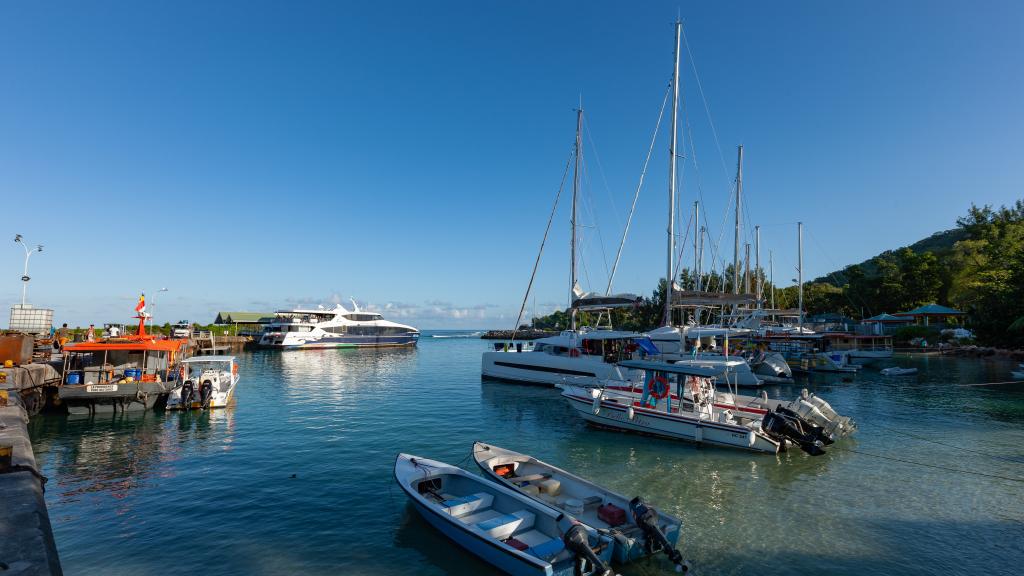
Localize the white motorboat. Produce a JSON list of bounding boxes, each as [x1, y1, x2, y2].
[[562, 361, 832, 455], [472, 442, 687, 571], [256, 301, 419, 349], [394, 453, 617, 576], [600, 374, 856, 440], [166, 355, 239, 410], [482, 330, 655, 387]]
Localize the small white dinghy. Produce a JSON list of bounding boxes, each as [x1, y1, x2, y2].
[[880, 367, 918, 377], [166, 356, 239, 410], [394, 454, 618, 576], [473, 442, 688, 572]]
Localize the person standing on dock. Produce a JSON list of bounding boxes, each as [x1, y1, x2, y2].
[[56, 323, 69, 350]]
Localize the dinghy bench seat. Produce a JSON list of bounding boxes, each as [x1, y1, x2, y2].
[[441, 493, 494, 518], [476, 510, 535, 540]]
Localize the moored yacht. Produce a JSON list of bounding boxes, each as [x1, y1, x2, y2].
[[257, 303, 419, 349], [481, 329, 656, 387]]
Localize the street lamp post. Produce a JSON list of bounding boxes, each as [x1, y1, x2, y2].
[[14, 234, 44, 307]]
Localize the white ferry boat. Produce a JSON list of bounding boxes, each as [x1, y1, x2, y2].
[[257, 303, 419, 349]]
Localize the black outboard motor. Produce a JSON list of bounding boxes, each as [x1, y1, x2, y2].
[[561, 521, 613, 576], [776, 406, 833, 445], [629, 497, 687, 572], [179, 381, 195, 409], [761, 408, 826, 456], [200, 380, 214, 408]]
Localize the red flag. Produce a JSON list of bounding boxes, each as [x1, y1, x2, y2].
[[135, 293, 146, 314]]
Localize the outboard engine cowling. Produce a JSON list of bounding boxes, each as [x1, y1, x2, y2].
[[629, 497, 687, 572], [562, 523, 614, 576], [776, 406, 833, 445], [761, 408, 826, 456], [200, 380, 214, 408], [179, 381, 195, 409]]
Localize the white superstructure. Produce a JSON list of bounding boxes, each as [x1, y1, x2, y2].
[[257, 303, 419, 349]]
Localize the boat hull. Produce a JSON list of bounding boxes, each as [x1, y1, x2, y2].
[[481, 351, 630, 387], [59, 381, 173, 414], [409, 498, 555, 576], [258, 334, 418, 349], [562, 390, 780, 454], [473, 442, 682, 566]]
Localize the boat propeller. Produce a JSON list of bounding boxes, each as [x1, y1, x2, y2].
[[560, 518, 615, 576], [629, 497, 688, 572]]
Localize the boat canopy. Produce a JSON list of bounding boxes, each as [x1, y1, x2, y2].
[[182, 355, 236, 363], [617, 360, 729, 378], [670, 291, 756, 307], [571, 291, 642, 311], [63, 339, 189, 353]]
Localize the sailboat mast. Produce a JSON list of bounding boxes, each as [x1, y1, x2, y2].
[[755, 224, 761, 306], [798, 221, 804, 331], [733, 145, 743, 294], [666, 20, 681, 326], [693, 201, 699, 289], [769, 249, 775, 309], [571, 108, 582, 332]]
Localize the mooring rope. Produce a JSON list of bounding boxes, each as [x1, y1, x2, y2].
[[832, 446, 1024, 483], [858, 422, 1021, 462]]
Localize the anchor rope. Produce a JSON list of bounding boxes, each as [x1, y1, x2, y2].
[[831, 446, 1024, 484], [858, 422, 1022, 462]]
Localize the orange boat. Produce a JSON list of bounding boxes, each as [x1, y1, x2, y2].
[[59, 310, 190, 415]]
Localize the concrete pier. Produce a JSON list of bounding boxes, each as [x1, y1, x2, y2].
[[0, 384, 62, 575]]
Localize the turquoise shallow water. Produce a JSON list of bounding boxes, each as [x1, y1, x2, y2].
[[29, 333, 1024, 575]]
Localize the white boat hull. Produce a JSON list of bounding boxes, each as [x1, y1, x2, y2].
[[561, 387, 780, 454], [481, 351, 634, 387]]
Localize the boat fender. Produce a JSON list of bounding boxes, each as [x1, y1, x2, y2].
[[626, 406, 635, 420], [592, 393, 602, 416], [629, 497, 686, 572], [760, 390, 768, 403], [748, 430, 756, 447]]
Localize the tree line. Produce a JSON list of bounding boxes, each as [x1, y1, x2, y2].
[[531, 201, 1024, 347]]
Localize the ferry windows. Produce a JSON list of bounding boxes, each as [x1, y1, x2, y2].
[[343, 314, 383, 322]]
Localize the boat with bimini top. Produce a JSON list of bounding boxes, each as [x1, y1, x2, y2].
[[562, 361, 835, 455], [165, 355, 240, 410]]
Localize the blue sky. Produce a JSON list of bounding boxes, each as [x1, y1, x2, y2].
[[2, 1, 1022, 328]]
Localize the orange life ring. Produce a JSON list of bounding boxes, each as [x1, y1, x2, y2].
[[646, 375, 670, 399]]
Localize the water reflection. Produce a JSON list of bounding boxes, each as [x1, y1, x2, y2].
[[29, 408, 236, 505]]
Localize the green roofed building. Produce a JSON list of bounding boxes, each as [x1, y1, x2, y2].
[[214, 312, 274, 324], [893, 303, 966, 326], [213, 312, 274, 335]]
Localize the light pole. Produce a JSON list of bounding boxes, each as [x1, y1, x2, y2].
[[14, 234, 44, 307], [149, 287, 168, 329]]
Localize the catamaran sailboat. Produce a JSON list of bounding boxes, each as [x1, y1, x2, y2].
[[257, 302, 419, 349]]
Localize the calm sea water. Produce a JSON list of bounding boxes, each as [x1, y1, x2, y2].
[[29, 333, 1024, 575]]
